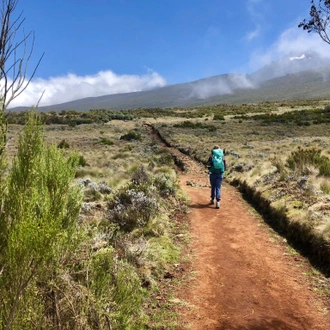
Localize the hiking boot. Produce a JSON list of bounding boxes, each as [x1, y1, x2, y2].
[[210, 199, 214, 205], [216, 201, 220, 209]]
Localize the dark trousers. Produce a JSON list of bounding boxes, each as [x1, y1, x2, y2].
[[210, 172, 224, 201]]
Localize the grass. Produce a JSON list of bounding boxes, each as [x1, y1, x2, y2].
[[5, 98, 330, 327], [149, 99, 330, 276], [3, 117, 191, 329]]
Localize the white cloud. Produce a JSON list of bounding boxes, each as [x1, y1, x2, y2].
[[248, 27, 330, 71], [245, 0, 265, 41], [191, 73, 255, 99], [246, 25, 261, 41], [7, 69, 166, 108]]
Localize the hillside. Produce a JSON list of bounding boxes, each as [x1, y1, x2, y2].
[[10, 52, 330, 112]]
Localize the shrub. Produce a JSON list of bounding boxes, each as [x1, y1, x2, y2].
[[98, 137, 114, 145], [286, 147, 330, 177], [131, 165, 151, 185], [271, 157, 287, 175], [58, 139, 70, 149], [0, 111, 82, 329], [120, 131, 141, 141], [319, 159, 330, 176], [287, 147, 322, 173], [156, 152, 174, 166], [107, 168, 159, 232], [77, 154, 87, 167], [213, 114, 225, 120], [154, 172, 178, 197], [89, 248, 147, 328], [107, 185, 159, 232]]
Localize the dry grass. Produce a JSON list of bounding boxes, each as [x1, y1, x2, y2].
[[149, 101, 330, 274]]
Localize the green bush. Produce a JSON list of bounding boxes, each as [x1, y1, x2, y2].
[[287, 147, 322, 173], [89, 249, 147, 329], [58, 139, 70, 149], [286, 147, 330, 177], [98, 137, 114, 145], [0, 111, 82, 329], [213, 113, 225, 120], [319, 159, 330, 176], [78, 154, 87, 167], [120, 131, 142, 141]]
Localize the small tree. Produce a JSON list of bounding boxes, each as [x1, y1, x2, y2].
[[299, 0, 330, 44], [0, 0, 44, 155], [0, 111, 82, 329]]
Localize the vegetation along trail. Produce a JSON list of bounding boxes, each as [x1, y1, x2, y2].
[[147, 126, 330, 329]]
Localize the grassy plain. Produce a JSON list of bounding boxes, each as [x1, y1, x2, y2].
[[4, 99, 330, 328]]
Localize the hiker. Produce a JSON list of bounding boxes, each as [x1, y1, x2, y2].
[[207, 145, 226, 209]]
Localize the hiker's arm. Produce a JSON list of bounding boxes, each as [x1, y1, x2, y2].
[[207, 156, 212, 167]]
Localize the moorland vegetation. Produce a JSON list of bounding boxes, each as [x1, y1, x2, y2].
[[2, 98, 330, 329], [1, 111, 189, 329]]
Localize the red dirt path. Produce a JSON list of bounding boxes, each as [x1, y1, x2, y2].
[[145, 125, 330, 329], [175, 169, 330, 330]]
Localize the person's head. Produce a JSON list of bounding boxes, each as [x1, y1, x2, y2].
[[213, 145, 220, 150]]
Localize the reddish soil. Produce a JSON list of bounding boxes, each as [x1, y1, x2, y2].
[[145, 125, 330, 329], [175, 166, 330, 330]]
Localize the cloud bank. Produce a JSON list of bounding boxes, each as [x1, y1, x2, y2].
[[7, 25, 330, 109], [7, 69, 166, 108], [248, 27, 330, 71]]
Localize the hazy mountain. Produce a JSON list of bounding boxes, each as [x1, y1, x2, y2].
[[10, 52, 330, 112], [249, 51, 330, 83]]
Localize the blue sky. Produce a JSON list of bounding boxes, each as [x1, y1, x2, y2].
[[7, 0, 329, 107]]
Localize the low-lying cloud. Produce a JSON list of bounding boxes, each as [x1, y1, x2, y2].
[[7, 69, 166, 108], [191, 74, 255, 99]]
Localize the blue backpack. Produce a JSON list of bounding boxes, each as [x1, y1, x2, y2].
[[212, 149, 224, 173]]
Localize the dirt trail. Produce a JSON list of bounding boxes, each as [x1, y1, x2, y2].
[[146, 126, 330, 329], [177, 171, 330, 330]]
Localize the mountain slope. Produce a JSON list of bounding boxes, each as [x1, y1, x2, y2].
[[10, 53, 330, 112]]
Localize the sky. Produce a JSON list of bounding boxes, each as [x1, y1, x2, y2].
[[5, 0, 330, 108]]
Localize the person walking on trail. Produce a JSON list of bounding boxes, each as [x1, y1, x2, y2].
[[207, 145, 226, 209]]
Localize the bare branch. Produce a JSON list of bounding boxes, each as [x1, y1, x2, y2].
[[0, 0, 43, 111], [0, 0, 43, 156]]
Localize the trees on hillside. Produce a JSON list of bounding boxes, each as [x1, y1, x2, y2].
[[299, 0, 330, 45]]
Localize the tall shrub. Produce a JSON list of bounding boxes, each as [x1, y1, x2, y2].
[[0, 111, 82, 330]]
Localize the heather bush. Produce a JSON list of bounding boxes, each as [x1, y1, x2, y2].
[[107, 184, 159, 232], [156, 149, 174, 166], [154, 171, 178, 197], [131, 164, 151, 185], [98, 137, 114, 145], [0, 112, 83, 329], [107, 162, 182, 232], [120, 130, 141, 141], [58, 138, 70, 149]]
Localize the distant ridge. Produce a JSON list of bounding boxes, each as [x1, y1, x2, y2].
[[10, 52, 330, 112]]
